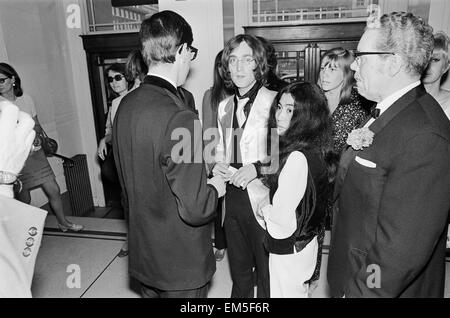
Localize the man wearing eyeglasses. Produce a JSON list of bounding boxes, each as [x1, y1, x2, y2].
[[328, 12, 450, 297], [213, 34, 276, 298], [112, 10, 226, 298]]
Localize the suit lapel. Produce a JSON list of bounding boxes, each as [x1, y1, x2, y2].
[[367, 85, 424, 134], [334, 85, 425, 199]]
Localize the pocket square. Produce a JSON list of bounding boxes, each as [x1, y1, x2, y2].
[[355, 156, 377, 168]]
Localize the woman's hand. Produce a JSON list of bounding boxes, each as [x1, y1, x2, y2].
[[97, 138, 108, 160], [230, 164, 257, 189]]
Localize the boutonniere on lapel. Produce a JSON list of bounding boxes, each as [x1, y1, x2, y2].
[[346, 127, 374, 151]]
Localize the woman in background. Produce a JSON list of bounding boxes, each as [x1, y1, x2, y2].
[[202, 50, 233, 261], [97, 63, 133, 163], [260, 82, 337, 297], [125, 49, 148, 92], [0, 62, 83, 232], [317, 48, 369, 231], [317, 48, 369, 154], [423, 31, 450, 119], [99, 52, 148, 257]]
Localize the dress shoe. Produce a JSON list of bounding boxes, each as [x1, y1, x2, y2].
[[58, 223, 84, 232], [215, 249, 226, 262]]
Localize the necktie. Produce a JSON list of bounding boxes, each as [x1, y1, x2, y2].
[[370, 107, 381, 119], [235, 82, 263, 127], [243, 101, 252, 119]]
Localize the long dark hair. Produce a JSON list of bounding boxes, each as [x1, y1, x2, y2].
[[0, 63, 23, 97], [210, 50, 233, 111], [264, 82, 338, 189]]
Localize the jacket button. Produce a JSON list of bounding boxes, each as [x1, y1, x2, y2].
[[28, 227, 38, 236], [26, 237, 35, 247], [23, 247, 32, 257]]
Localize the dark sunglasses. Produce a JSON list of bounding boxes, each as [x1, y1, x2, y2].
[[0, 77, 10, 84], [107, 74, 124, 83]]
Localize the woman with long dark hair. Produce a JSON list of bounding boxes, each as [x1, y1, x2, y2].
[[260, 81, 337, 297], [0, 62, 83, 232], [202, 50, 233, 261]]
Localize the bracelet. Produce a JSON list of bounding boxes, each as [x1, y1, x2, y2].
[[0, 170, 22, 193], [0, 170, 18, 185]]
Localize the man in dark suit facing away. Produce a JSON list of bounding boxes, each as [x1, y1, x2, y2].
[[327, 12, 450, 297], [113, 10, 226, 298]]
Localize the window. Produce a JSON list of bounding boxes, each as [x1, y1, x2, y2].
[[356, 0, 366, 7], [250, 0, 379, 25], [86, 0, 158, 34]]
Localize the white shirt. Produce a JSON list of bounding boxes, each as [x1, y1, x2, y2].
[[261, 151, 308, 239], [364, 81, 421, 128]]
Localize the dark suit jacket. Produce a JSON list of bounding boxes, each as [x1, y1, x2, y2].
[[113, 75, 218, 291], [178, 86, 196, 112], [327, 85, 450, 297]]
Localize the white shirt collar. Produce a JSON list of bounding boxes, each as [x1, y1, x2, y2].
[[147, 72, 177, 90], [376, 81, 421, 115]]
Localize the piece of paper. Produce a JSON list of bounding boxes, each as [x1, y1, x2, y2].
[[228, 166, 238, 176]]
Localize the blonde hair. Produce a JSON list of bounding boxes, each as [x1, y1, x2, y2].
[[319, 48, 355, 105], [433, 31, 450, 65]]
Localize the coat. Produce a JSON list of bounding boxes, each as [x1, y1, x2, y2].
[[327, 85, 450, 297], [113, 75, 218, 291], [215, 86, 277, 229], [0, 196, 47, 297]]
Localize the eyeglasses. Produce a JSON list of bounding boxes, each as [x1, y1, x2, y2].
[[107, 74, 124, 83], [353, 51, 395, 65], [228, 56, 256, 68], [178, 44, 198, 61], [189, 46, 198, 61], [0, 77, 10, 84]]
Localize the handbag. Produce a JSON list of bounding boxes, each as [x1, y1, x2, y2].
[[39, 129, 58, 157]]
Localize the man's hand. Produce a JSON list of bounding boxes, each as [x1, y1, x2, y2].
[[230, 164, 257, 190], [0, 100, 35, 175], [207, 175, 226, 198], [97, 137, 107, 160], [212, 162, 233, 181]]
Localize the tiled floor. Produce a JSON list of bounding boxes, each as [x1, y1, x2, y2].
[[31, 215, 450, 298], [31, 215, 233, 298]]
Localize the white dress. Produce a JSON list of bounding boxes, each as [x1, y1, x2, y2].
[[261, 151, 318, 298]]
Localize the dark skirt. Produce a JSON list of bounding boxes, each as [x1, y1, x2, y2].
[[19, 148, 55, 190]]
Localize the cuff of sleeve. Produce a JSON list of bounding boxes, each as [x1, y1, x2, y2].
[[254, 161, 262, 178]]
